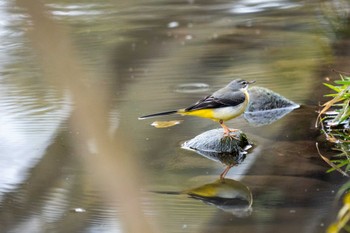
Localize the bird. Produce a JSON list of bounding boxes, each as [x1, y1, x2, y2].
[[138, 79, 255, 136]]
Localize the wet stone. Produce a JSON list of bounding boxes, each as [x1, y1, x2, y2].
[[244, 86, 300, 126], [181, 129, 252, 166]]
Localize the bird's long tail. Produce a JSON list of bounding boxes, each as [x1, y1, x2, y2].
[[138, 110, 178, 120]]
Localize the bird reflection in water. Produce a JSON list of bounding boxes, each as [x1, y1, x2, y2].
[[154, 178, 253, 217], [186, 178, 253, 217]]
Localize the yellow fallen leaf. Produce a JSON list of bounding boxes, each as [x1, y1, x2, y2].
[[151, 120, 183, 128]]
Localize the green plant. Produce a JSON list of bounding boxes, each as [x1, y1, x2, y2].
[[317, 74, 350, 233], [317, 75, 350, 128], [317, 75, 350, 175]]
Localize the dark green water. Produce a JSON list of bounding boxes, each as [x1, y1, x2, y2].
[[0, 0, 349, 232]]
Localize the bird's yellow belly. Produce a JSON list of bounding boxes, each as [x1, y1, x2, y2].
[[181, 109, 216, 119], [181, 104, 246, 122]]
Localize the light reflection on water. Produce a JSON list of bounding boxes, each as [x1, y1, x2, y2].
[[0, 0, 349, 232], [0, 89, 71, 198], [48, 3, 111, 17], [230, 0, 301, 14]]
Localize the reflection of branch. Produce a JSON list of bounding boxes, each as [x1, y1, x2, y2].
[[315, 142, 349, 177], [15, 0, 157, 232]]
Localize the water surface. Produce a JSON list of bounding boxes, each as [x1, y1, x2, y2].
[[0, 0, 349, 232]]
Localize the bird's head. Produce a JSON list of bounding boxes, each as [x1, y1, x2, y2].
[[227, 79, 255, 91]]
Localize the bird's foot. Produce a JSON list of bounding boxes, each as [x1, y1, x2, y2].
[[223, 128, 239, 139], [220, 121, 240, 139]]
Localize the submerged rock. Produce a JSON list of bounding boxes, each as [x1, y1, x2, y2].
[[244, 86, 300, 126]]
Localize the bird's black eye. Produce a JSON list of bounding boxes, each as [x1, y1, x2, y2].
[[241, 81, 247, 85]]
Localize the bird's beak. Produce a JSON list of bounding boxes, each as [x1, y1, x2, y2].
[[248, 80, 256, 84]]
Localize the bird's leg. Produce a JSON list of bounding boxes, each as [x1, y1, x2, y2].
[[220, 165, 233, 180], [219, 120, 238, 137]]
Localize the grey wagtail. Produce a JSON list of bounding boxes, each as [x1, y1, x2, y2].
[[139, 79, 255, 136]]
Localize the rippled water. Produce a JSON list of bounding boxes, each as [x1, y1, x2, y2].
[[0, 0, 350, 233]]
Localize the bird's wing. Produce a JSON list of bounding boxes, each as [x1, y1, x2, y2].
[[184, 91, 246, 111]]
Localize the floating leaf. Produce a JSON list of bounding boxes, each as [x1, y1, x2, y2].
[[244, 86, 300, 126], [150, 120, 183, 128]]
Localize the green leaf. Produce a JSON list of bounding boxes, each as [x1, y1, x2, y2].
[[346, 162, 350, 172], [324, 94, 339, 98], [327, 160, 348, 173], [324, 83, 341, 93], [334, 80, 350, 85], [338, 108, 350, 123]]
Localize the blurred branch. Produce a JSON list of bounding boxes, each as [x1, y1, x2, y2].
[[14, 0, 157, 232]]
